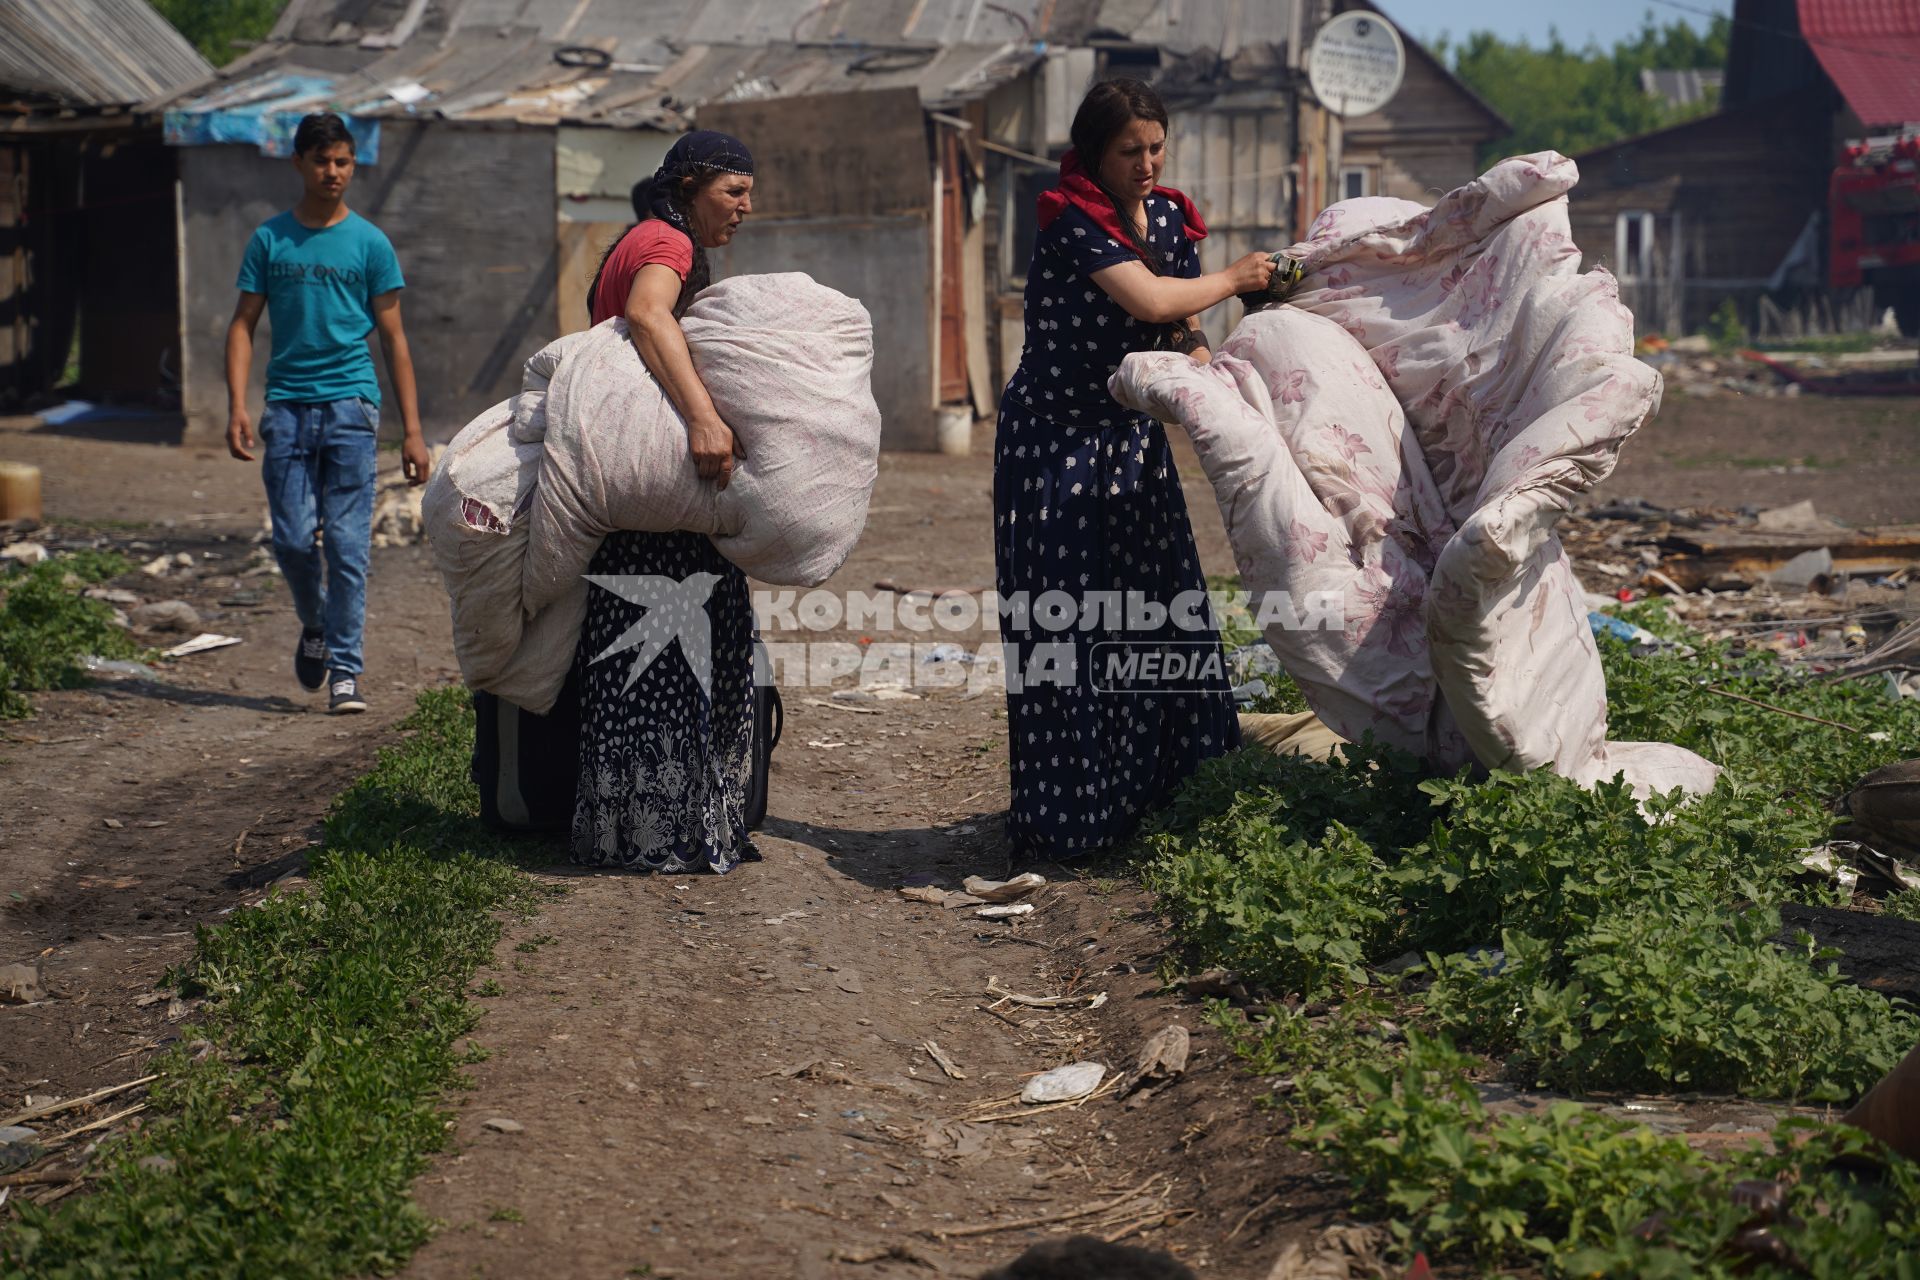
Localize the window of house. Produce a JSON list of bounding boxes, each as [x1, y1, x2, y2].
[[1340, 166, 1376, 201], [1615, 210, 1657, 280]]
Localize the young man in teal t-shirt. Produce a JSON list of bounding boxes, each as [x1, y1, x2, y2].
[[225, 112, 432, 715]]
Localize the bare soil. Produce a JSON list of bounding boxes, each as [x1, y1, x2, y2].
[[1, 385, 1917, 1277]]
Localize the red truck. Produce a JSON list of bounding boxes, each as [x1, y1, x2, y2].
[[1830, 133, 1920, 336]]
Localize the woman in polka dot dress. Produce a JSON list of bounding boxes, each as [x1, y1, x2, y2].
[[994, 78, 1278, 860]]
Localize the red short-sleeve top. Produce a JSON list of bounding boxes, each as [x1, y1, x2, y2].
[[589, 220, 696, 326]]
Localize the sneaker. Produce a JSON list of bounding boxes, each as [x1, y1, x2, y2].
[[328, 672, 368, 715], [295, 629, 328, 692]]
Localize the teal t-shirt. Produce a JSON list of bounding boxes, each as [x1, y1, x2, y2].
[[236, 210, 404, 406]]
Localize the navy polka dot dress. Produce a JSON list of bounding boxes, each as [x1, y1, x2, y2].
[[993, 197, 1240, 860]]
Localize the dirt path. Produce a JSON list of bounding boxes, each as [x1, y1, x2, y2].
[[1, 422, 1304, 1277], [390, 449, 1308, 1279], [7, 384, 1916, 1276]]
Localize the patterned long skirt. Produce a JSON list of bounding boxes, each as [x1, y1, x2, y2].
[[992, 401, 1241, 859], [571, 530, 758, 873]]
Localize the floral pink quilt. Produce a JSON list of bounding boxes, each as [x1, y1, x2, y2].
[[1110, 154, 1720, 794]]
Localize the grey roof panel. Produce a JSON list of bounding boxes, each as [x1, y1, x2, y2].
[[0, 0, 214, 105]]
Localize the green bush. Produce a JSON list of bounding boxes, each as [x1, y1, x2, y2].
[[0, 552, 138, 717]]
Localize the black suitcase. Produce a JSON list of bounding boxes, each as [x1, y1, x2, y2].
[[471, 650, 782, 835], [745, 648, 783, 830], [472, 668, 583, 834]]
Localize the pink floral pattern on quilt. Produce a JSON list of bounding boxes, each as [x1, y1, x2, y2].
[[1110, 153, 1720, 796]]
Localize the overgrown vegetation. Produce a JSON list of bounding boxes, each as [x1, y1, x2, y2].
[[1431, 15, 1731, 165], [0, 551, 139, 718], [1147, 598, 1920, 1272], [1225, 1007, 1920, 1275], [1, 689, 547, 1277], [150, 0, 289, 67]]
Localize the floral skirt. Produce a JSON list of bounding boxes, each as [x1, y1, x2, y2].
[[571, 530, 758, 873]]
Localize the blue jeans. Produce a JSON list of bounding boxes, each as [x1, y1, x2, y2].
[[259, 398, 379, 676]]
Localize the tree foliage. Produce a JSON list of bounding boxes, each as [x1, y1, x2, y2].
[[152, 0, 290, 68], [1431, 14, 1734, 164]]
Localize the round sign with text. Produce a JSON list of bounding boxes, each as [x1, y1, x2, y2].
[[1307, 12, 1407, 117]]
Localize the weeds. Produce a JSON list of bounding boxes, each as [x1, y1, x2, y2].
[[0, 552, 139, 717], [1149, 594, 1920, 1271], [1, 689, 547, 1278]]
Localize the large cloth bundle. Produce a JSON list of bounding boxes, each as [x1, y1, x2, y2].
[[525, 273, 880, 614], [1111, 154, 1718, 795], [423, 272, 880, 714]]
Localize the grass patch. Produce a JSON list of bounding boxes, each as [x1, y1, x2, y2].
[[0, 551, 140, 718], [1, 688, 548, 1277], [1225, 1008, 1920, 1275], [1145, 592, 1920, 1270]]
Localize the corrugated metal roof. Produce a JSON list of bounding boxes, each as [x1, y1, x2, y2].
[[263, 0, 1293, 55], [0, 0, 213, 106], [163, 0, 1315, 135], [1798, 0, 1920, 127], [161, 31, 1039, 132]]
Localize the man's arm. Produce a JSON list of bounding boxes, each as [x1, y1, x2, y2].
[[371, 290, 431, 486], [225, 293, 267, 461]]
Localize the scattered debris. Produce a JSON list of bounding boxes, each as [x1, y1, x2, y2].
[[961, 873, 1046, 903], [1121, 1025, 1191, 1104], [131, 600, 202, 633], [0, 1075, 157, 1128], [1755, 499, 1846, 535], [138, 555, 172, 578], [929, 1175, 1178, 1241], [1653, 520, 1920, 593], [898, 885, 955, 906], [805, 697, 881, 716], [1838, 759, 1920, 864], [975, 903, 1035, 921], [921, 643, 975, 666], [0, 1130, 37, 1175], [79, 655, 159, 679], [1, 961, 47, 1004], [923, 1041, 967, 1081], [831, 1242, 942, 1268], [1766, 546, 1835, 592], [0, 541, 47, 566], [102, 818, 124, 830], [986, 977, 1106, 1010], [480, 1117, 524, 1134], [1022, 1061, 1107, 1104], [1263, 1222, 1397, 1279], [1178, 969, 1248, 1000], [161, 633, 243, 659], [834, 969, 865, 994]]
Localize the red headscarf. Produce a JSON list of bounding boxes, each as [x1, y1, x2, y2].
[[1035, 149, 1208, 262]]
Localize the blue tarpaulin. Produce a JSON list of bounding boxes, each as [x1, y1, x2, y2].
[[164, 74, 381, 163]]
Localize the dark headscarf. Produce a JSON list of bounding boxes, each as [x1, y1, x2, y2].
[[642, 130, 755, 235], [594, 130, 756, 325]]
